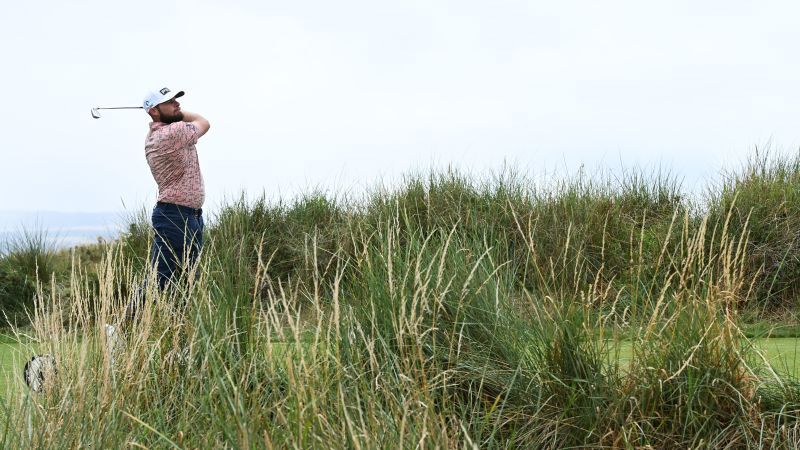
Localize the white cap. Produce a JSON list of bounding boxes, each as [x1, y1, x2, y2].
[[142, 87, 184, 111]]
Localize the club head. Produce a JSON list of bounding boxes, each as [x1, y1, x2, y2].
[[91, 108, 101, 119]]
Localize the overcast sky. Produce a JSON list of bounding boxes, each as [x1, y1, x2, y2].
[[2, 0, 799, 215]]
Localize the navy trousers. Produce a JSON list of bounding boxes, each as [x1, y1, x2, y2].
[[150, 201, 204, 290], [127, 202, 204, 321]]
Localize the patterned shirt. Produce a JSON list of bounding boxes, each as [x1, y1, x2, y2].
[[145, 122, 205, 209]]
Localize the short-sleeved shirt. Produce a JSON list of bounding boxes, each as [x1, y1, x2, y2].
[[145, 122, 205, 209]]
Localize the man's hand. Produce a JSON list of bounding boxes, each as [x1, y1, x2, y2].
[[181, 111, 210, 138]]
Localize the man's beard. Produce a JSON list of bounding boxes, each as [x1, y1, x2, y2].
[[160, 111, 184, 124]]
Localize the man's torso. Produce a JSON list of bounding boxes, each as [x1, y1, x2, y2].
[[144, 122, 205, 209]]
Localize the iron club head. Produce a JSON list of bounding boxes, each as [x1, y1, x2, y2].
[[91, 108, 101, 119]]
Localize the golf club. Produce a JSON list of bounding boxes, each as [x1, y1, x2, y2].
[[90, 106, 143, 119]]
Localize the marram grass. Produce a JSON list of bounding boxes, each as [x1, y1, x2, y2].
[[1, 161, 800, 448]]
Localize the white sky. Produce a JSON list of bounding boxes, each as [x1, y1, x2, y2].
[[2, 0, 799, 214]]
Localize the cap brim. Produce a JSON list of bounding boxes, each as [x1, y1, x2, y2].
[[160, 90, 185, 105]]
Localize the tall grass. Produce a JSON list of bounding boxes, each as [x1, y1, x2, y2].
[[1, 159, 800, 447], [0, 227, 60, 326], [708, 149, 800, 312]]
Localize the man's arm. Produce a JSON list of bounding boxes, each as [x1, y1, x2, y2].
[[181, 111, 210, 138]]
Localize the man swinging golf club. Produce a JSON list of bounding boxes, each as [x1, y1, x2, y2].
[[113, 88, 210, 366], [24, 87, 211, 391], [128, 86, 211, 316]]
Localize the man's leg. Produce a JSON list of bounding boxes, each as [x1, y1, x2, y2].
[[126, 203, 188, 322], [185, 211, 204, 276], [152, 228, 184, 290], [117, 204, 199, 366]]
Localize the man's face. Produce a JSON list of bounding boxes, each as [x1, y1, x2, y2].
[[154, 98, 184, 124]]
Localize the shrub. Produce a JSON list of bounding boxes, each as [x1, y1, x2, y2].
[[707, 149, 800, 310]]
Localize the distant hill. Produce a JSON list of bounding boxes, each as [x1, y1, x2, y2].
[[0, 211, 125, 249]]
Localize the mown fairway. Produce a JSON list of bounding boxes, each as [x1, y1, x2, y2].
[[3, 336, 800, 395], [0, 334, 29, 400], [0, 335, 16, 395], [608, 336, 800, 379], [755, 338, 800, 378]]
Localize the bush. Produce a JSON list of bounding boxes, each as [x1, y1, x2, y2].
[[0, 227, 59, 326], [707, 149, 800, 310]]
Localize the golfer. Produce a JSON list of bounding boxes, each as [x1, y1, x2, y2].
[[129, 87, 210, 318], [26, 88, 212, 385]]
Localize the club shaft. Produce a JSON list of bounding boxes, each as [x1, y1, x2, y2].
[[96, 106, 142, 110]]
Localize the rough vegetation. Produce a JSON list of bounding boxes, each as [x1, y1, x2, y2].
[[1, 150, 800, 448]]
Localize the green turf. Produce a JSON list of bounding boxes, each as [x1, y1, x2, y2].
[[2, 334, 800, 398], [0, 332, 41, 402], [609, 337, 800, 379], [754, 337, 800, 378], [0, 334, 26, 397]]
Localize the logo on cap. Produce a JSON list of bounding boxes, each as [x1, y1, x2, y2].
[[160, 88, 170, 95]]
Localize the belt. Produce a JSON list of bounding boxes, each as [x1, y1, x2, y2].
[[156, 201, 203, 217]]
